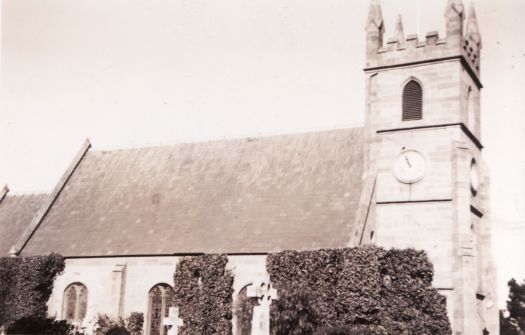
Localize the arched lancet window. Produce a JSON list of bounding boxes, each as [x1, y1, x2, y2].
[[235, 284, 258, 335], [402, 80, 423, 121], [147, 283, 174, 335], [62, 283, 88, 324]]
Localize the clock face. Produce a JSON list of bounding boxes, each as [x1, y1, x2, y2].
[[470, 159, 479, 196], [392, 149, 427, 184]]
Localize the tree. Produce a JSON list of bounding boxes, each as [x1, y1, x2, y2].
[[500, 278, 525, 335]]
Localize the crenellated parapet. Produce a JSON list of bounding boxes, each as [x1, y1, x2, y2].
[[364, 0, 481, 86]]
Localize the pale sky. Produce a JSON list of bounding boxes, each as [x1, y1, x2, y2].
[[1, 0, 524, 308]]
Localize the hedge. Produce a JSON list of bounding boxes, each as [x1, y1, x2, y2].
[[267, 246, 451, 335], [172, 254, 234, 335], [0, 254, 65, 329]]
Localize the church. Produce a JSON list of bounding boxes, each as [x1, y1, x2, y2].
[[0, 0, 499, 334]]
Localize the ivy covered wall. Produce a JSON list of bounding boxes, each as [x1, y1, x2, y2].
[[0, 248, 452, 335], [0, 254, 65, 329], [172, 254, 234, 335], [267, 246, 451, 335]]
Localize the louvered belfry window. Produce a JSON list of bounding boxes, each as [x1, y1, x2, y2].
[[402, 80, 423, 121]]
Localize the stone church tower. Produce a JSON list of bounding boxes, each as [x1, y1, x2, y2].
[[355, 0, 499, 333]]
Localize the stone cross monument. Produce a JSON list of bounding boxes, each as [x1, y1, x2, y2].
[[163, 307, 184, 335], [248, 282, 278, 335]]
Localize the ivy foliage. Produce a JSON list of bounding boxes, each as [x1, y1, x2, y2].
[[269, 285, 321, 335], [0, 254, 65, 329], [267, 246, 451, 335], [172, 254, 234, 335]]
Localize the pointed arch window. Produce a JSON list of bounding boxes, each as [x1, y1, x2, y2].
[[147, 283, 174, 335], [402, 80, 423, 121], [235, 284, 258, 335], [62, 283, 88, 324]]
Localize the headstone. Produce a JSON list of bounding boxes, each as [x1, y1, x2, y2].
[[163, 307, 184, 335], [250, 283, 278, 335], [247, 285, 257, 298]]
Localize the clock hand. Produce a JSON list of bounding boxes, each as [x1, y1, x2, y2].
[[405, 156, 412, 168]]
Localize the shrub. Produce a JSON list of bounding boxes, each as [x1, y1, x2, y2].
[[127, 312, 144, 335], [267, 246, 451, 335], [172, 254, 234, 335], [6, 316, 80, 335], [92, 314, 127, 335], [92, 313, 143, 335], [0, 254, 65, 329]]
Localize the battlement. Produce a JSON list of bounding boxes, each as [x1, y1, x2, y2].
[[365, 0, 481, 85], [368, 30, 451, 67]]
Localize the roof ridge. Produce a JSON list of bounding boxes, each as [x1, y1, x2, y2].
[[93, 123, 365, 152]]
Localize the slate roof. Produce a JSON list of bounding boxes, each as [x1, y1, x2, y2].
[[20, 127, 365, 257], [0, 193, 48, 256]]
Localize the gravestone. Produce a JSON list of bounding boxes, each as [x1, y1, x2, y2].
[[248, 283, 278, 335], [163, 307, 184, 335]]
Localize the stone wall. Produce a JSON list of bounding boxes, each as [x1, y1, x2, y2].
[[47, 255, 268, 335]]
